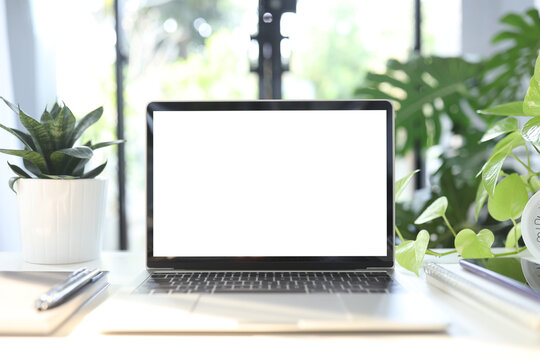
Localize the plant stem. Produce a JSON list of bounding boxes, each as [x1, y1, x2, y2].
[[493, 246, 527, 257], [510, 218, 519, 252], [442, 214, 457, 237], [426, 249, 457, 257], [395, 226, 405, 244], [511, 153, 534, 173], [533, 144, 540, 155], [526, 145, 531, 171]]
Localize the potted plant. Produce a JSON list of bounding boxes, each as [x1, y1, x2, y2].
[[0, 97, 124, 264]]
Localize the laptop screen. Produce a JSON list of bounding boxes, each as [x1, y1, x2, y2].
[[147, 101, 394, 269]]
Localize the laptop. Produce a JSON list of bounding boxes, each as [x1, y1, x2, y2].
[[96, 100, 448, 333]]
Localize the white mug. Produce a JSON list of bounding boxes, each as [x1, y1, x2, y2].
[[521, 191, 540, 259]]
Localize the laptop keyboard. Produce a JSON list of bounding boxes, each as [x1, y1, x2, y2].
[[135, 271, 402, 294]]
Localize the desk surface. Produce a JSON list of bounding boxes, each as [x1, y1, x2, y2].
[[0, 251, 539, 358]]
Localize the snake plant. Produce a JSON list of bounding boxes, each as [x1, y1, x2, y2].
[[0, 97, 124, 192]]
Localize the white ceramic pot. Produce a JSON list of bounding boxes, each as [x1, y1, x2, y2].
[[16, 178, 107, 264]]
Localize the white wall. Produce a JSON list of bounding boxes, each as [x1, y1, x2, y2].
[[0, 0, 57, 250], [0, 0, 19, 250], [462, 0, 535, 57]]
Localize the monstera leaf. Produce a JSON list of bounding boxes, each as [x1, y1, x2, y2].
[[480, 9, 540, 107], [355, 56, 481, 154]]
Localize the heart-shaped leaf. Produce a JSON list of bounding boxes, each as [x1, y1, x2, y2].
[[414, 196, 447, 225], [455, 229, 494, 259], [477, 101, 526, 116], [505, 222, 522, 249], [395, 169, 419, 201], [521, 116, 540, 146], [480, 117, 518, 142], [395, 230, 430, 276], [488, 174, 528, 221]]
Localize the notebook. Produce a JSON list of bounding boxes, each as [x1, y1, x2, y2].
[[425, 262, 540, 330], [0, 271, 108, 335]]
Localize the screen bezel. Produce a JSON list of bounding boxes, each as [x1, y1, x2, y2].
[[146, 100, 394, 270]]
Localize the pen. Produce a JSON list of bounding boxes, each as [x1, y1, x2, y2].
[[35, 268, 104, 311]]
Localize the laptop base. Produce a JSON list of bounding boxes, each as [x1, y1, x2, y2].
[[94, 291, 448, 333]]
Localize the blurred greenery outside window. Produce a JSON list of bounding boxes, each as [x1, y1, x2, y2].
[[50, 0, 462, 250]]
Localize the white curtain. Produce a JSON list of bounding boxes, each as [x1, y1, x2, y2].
[[0, 0, 20, 250]]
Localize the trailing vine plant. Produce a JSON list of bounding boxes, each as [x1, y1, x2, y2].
[[396, 52, 540, 275]]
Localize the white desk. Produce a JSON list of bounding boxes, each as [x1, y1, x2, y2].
[[0, 251, 539, 359]]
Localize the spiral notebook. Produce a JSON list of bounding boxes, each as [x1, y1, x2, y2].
[[425, 263, 540, 330], [0, 271, 108, 335]]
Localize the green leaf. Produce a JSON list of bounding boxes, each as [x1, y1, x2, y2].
[[500, 13, 530, 30], [455, 229, 494, 259], [477, 101, 526, 116], [49, 106, 76, 149], [81, 161, 107, 178], [488, 174, 529, 221], [355, 56, 479, 154], [90, 139, 124, 150], [524, 77, 540, 116], [480, 117, 518, 142], [70, 158, 90, 176], [69, 106, 103, 146], [480, 132, 525, 196], [521, 116, 540, 146], [524, 54, 540, 116], [50, 146, 93, 174], [50, 103, 61, 119], [414, 196, 448, 224], [521, 174, 535, 193], [23, 159, 42, 176], [505, 222, 522, 249], [49, 152, 69, 175], [395, 169, 419, 201], [480, 151, 506, 196], [530, 176, 540, 192], [474, 181, 488, 221], [18, 109, 53, 157], [0, 96, 19, 114], [61, 105, 76, 146], [8, 177, 21, 194], [38, 174, 76, 180], [11, 129, 35, 150], [40, 109, 54, 132], [395, 230, 430, 276], [492, 131, 525, 155], [0, 124, 34, 149], [51, 146, 93, 159], [7, 161, 31, 178], [0, 149, 48, 173]]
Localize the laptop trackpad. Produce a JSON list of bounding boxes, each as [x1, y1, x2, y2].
[[192, 294, 349, 324]]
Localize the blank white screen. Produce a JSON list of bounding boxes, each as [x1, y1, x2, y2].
[[153, 110, 387, 257]]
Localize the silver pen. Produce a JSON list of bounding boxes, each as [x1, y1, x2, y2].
[[35, 268, 104, 311]]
